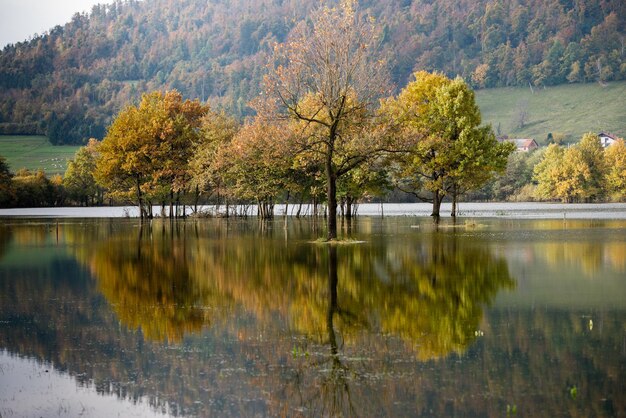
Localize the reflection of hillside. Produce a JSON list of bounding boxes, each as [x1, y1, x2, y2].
[[496, 220, 626, 278]]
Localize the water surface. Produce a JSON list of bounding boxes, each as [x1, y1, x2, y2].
[[0, 217, 624, 417]]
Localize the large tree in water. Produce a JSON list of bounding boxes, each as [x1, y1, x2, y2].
[[263, 0, 388, 240], [383, 72, 513, 219]]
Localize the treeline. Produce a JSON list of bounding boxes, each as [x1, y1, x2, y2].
[[0, 160, 65, 207], [0, 0, 624, 144], [471, 134, 626, 202], [1, 101, 624, 212]]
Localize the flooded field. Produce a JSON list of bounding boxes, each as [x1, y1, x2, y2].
[[0, 216, 625, 417]]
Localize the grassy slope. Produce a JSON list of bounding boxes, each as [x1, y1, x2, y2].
[[476, 81, 626, 144], [0, 136, 79, 176]]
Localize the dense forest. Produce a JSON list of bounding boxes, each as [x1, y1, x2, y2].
[[0, 0, 624, 144]]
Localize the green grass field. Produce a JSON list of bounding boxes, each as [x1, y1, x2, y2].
[[0, 136, 80, 176], [476, 81, 626, 144]]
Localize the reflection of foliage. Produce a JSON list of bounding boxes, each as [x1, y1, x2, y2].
[[72, 223, 212, 342], [0, 224, 12, 261], [365, 233, 516, 360], [1, 219, 625, 418], [68, 219, 514, 360], [186, 223, 516, 361]]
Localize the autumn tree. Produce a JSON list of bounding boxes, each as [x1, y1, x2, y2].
[[572, 133, 607, 201], [11, 169, 58, 207], [189, 111, 239, 213], [63, 138, 102, 206], [337, 159, 389, 219], [264, 0, 388, 239], [604, 138, 626, 202], [224, 118, 296, 219], [534, 134, 607, 202], [533, 144, 566, 201], [0, 156, 14, 207], [384, 72, 513, 218], [95, 90, 209, 218]]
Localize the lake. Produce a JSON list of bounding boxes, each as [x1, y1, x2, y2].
[[0, 214, 625, 417]]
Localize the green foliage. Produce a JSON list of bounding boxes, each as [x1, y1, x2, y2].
[[0, 0, 624, 144], [385, 72, 514, 215], [63, 139, 102, 206]]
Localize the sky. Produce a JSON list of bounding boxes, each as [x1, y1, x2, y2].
[[0, 0, 115, 48]]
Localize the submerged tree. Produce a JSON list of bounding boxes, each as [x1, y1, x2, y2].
[[189, 111, 240, 213], [224, 118, 296, 218], [264, 0, 388, 239], [384, 72, 513, 218], [95, 90, 209, 218]]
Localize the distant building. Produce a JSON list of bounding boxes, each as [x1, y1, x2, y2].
[[598, 132, 619, 148], [497, 136, 539, 152]]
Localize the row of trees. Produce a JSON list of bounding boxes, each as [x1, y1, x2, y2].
[[0, 158, 65, 207], [470, 134, 626, 203], [0, 0, 624, 144], [68, 1, 514, 239], [533, 134, 625, 203]]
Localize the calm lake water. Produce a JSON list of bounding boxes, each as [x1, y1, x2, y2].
[[0, 216, 625, 417]]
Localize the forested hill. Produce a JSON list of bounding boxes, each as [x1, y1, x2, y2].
[[1, 0, 624, 144]]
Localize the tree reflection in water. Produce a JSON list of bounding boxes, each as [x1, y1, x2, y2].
[[2, 218, 625, 416], [0, 224, 12, 261], [69, 219, 515, 415], [74, 222, 213, 342], [278, 224, 516, 416]]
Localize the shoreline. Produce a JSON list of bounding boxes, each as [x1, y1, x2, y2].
[[0, 202, 626, 220]]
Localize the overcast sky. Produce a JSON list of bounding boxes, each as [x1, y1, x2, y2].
[[0, 0, 115, 48]]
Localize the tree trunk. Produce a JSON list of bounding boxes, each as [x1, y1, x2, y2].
[[345, 196, 353, 220], [136, 177, 145, 220], [431, 190, 442, 220], [194, 185, 200, 214], [326, 161, 338, 240], [451, 184, 457, 218], [169, 191, 174, 219], [284, 191, 289, 216], [296, 196, 303, 218]]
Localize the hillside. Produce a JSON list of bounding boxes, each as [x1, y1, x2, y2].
[[0, 0, 625, 144], [476, 81, 626, 143]]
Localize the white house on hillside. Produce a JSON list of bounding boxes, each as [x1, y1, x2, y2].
[[598, 132, 619, 148]]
